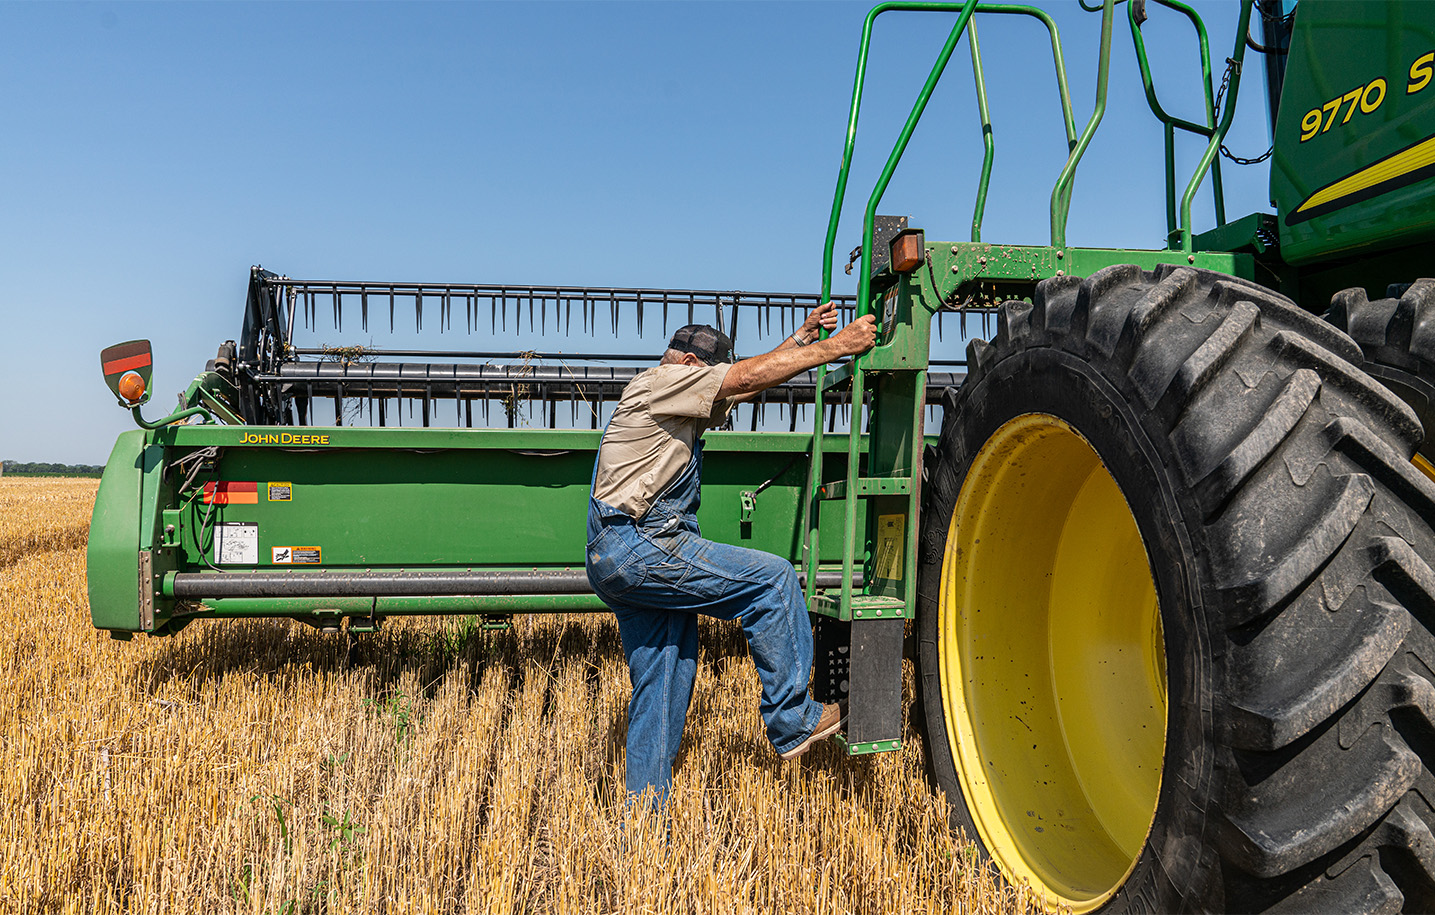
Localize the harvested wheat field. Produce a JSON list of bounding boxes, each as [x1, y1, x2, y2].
[[0, 478, 1042, 914]]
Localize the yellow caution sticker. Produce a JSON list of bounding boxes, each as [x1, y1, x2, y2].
[[873, 514, 905, 581], [268, 482, 293, 502]]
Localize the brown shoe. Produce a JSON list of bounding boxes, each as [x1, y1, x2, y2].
[[779, 702, 845, 760]]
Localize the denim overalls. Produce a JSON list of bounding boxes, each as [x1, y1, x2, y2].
[[586, 439, 824, 804]]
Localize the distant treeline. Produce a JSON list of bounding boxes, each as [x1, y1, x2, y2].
[[2, 461, 105, 476]]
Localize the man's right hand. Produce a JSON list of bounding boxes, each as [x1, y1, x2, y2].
[[717, 313, 879, 400], [826, 314, 878, 357]]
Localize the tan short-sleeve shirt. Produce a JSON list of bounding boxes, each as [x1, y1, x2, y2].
[[592, 363, 735, 519]]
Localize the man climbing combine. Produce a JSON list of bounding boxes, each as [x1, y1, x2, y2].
[[586, 303, 878, 804]]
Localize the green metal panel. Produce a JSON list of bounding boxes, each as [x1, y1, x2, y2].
[[924, 240, 1255, 303], [1272, 0, 1435, 264], [99, 426, 869, 632], [88, 431, 146, 633]]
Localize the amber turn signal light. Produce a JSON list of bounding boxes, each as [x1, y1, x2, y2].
[[890, 229, 925, 273], [117, 371, 147, 404]]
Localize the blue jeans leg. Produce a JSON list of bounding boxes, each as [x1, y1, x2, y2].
[[712, 548, 824, 754], [588, 507, 827, 800], [612, 603, 699, 805]]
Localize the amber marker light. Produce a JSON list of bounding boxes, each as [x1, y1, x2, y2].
[[890, 229, 925, 273], [117, 371, 147, 404]]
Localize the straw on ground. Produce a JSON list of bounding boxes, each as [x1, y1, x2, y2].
[[0, 477, 1046, 914]]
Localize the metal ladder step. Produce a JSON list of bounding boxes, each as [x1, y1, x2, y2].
[[818, 476, 912, 500], [809, 593, 907, 620], [821, 363, 857, 393]]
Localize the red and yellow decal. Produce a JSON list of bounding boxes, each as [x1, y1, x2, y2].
[[202, 481, 259, 505]]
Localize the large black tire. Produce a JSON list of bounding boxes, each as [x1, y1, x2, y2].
[[1328, 280, 1435, 463], [915, 264, 1435, 913]]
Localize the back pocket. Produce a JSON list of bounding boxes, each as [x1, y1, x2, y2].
[[586, 526, 643, 598]]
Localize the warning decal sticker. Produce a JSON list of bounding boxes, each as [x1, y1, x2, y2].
[[215, 523, 259, 565], [268, 482, 293, 502], [272, 546, 322, 565], [203, 481, 258, 505], [873, 514, 905, 581]]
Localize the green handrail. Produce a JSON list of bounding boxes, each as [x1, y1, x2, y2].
[[968, 5, 1079, 243], [1176, 0, 1253, 252], [802, 0, 1118, 602], [817, 0, 981, 311], [969, 16, 995, 243], [1127, 0, 1229, 244], [811, 0, 983, 608], [1050, 0, 1117, 251], [804, 0, 980, 601]]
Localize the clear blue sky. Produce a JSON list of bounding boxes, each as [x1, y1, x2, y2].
[[0, 0, 1274, 463]]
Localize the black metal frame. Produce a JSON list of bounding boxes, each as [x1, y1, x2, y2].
[[230, 267, 969, 429]]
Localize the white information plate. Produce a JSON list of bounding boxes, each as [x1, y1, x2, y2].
[[215, 523, 259, 565]]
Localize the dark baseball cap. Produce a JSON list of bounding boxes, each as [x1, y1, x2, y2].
[[668, 324, 734, 365]]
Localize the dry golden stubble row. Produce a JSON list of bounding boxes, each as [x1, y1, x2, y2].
[[0, 495, 1038, 914], [0, 478, 98, 568]]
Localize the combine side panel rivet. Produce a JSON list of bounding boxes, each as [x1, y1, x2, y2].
[[1056, 250, 1063, 259], [951, 245, 959, 254], [951, 265, 959, 274], [1056, 270, 1065, 277], [1189, 255, 1196, 263]]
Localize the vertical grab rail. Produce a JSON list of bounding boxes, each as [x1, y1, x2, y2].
[[969, 17, 995, 243], [1116, 0, 1256, 250], [802, 0, 982, 604], [1050, 0, 1117, 251], [1176, 0, 1253, 252], [800, 0, 1117, 606], [968, 6, 1080, 243], [1127, 0, 1225, 244]]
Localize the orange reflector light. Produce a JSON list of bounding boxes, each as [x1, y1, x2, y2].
[[890, 229, 925, 273], [117, 371, 146, 404]]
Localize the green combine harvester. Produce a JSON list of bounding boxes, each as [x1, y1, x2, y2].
[[87, 0, 1435, 910]]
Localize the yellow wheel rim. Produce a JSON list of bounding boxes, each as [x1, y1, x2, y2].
[[1413, 452, 1435, 485], [939, 413, 1167, 912]]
